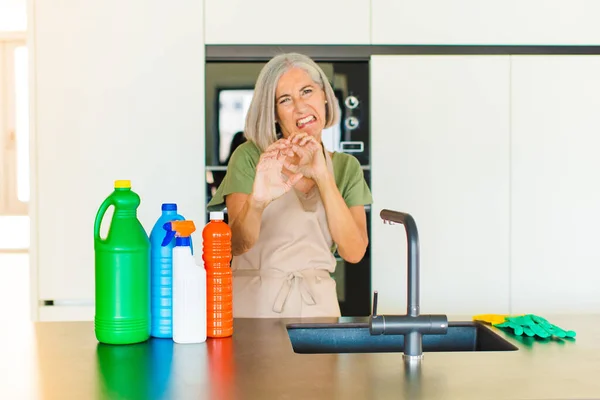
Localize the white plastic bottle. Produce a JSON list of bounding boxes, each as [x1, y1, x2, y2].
[[164, 220, 207, 344]]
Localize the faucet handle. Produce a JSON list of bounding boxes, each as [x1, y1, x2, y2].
[[372, 291, 379, 316]]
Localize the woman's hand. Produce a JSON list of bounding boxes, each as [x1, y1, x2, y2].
[[284, 133, 329, 180], [251, 140, 303, 208]]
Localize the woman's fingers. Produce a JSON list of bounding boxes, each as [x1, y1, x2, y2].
[[299, 135, 314, 147], [284, 172, 303, 189], [288, 132, 319, 150], [258, 150, 279, 164], [290, 141, 317, 159], [265, 135, 318, 160], [264, 139, 290, 154], [290, 132, 308, 144], [283, 157, 300, 172], [261, 142, 294, 160], [276, 150, 289, 163], [260, 136, 320, 175], [266, 139, 296, 159], [263, 148, 279, 157]]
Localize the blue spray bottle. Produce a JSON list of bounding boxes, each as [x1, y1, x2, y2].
[[149, 203, 190, 338]]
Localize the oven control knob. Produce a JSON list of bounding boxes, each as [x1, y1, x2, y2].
[[345, 95, 359, 109], [345, 116, 359, 130]]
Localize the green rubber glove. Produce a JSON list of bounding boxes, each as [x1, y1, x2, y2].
[[494, 314, 576, 339]]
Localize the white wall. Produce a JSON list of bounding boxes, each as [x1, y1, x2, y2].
[[31, 0, 205, 320]]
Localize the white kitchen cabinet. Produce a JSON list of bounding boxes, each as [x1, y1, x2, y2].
[[31, 0, 206, 320], [370, 55, 511, 315], [372, 0, 600, 45], [510, 56, 600, 314], [205, 0, 370, 45]]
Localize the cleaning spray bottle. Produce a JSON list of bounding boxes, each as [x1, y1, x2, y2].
[[149, 203, 186, 339], [162, 220, 206, 344]]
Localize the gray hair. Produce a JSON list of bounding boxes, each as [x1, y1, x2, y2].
[[244, 53, 340, 152]]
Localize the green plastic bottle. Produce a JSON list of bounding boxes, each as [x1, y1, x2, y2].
[[94, 180, 150, 345]]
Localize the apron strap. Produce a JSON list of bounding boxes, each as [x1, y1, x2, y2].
[[273, 271, 316, 313], [234, 269, 331, 313]]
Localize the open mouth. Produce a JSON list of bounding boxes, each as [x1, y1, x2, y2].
[[296, 115, 316, 129]]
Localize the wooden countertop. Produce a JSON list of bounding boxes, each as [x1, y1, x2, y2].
[[2, 315, 600, 399]]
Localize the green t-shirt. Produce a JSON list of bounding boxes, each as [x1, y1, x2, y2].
[[207, 141, 373, 211]]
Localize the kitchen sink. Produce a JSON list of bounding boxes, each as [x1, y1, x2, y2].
[[286, 321, 518, 354]]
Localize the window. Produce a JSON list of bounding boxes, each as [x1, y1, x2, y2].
[[1, 1, 31, 322], [0, 39, 29, 250], [1, 40, 28, 215], [0, 0, 27, 32], [217, 89, 254, 164]]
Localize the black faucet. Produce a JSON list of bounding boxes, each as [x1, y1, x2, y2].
[[369, 209, 449, 361]]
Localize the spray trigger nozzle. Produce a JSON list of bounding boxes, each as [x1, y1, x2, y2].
[[162, 220, 196, 247], [162, 223, 176, 247]]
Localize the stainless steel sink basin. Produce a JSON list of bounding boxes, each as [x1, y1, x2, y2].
[[286, 321, 518, 354]]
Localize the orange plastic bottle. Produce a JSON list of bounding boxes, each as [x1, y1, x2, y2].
[[203, 211, 233, 337]]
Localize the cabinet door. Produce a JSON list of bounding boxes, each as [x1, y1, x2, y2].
[[370, 55, 510, 315], [372, 0, 600, 45], [511, 56, 600, 313], [33, 0, 205, 320], [205, 0, 370, 45]]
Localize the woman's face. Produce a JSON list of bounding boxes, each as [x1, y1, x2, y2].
[[275, 67, 327, 141]]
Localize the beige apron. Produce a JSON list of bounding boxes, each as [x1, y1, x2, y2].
[[231, 177, 341, 318]]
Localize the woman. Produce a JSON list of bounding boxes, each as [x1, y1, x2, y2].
[[207, 53, 372, 318]]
